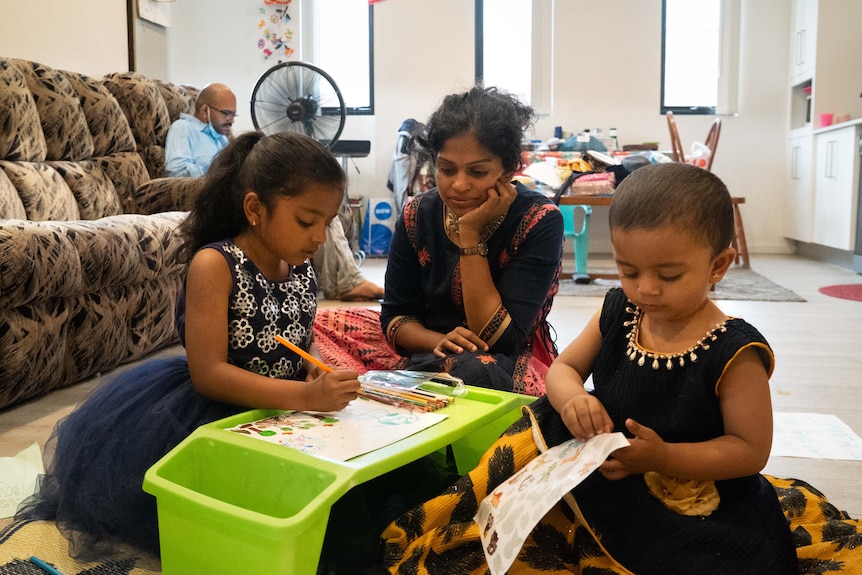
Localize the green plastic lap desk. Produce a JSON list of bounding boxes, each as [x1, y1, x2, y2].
[[143, 386, 534, 575]]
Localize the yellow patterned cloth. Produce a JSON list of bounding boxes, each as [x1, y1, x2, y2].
[[382, 408, 862, 575], [382, 413, 635, 574], [770, 476, 862, 574]]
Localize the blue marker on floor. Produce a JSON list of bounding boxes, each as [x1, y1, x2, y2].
[[29, 556, 64, 575]]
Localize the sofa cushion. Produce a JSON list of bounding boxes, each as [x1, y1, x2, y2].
[[102, 72, 172, 180], [154, 79, 197, 124], [0, 219, 86, 309], [10, 59, 94, 162], [0, 58, 47, 162], [0, 211, 187, 307], [0, 169, 26, 219], [64, 70, 137, 157], [97, 152, 151, 214], [0, 299, 70, 407], [0, 212, 187, 406], [135, 176, 202, 215], [50, 160, 124, 219], [63, 213, 186, 293], [0, 161, 80, 221]]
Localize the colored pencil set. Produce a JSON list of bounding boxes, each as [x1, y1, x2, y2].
[[275, 334, 454, 412], [358, 381, 453, 412]]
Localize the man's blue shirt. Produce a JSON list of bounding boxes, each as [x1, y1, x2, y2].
[[164, 113, 228, 178]]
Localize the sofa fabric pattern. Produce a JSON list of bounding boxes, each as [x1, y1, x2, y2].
[[103, 72, 173, 180], [10, 59, 95, 162], [96, 152, 152, 215], [0, 59, 47, 162], [154, 79, 198, 125], [0, 170, 26, 219], [0, 161, 81, 221], [0, 213, 186, 408], [49, 160, 124, 220], [0, 56, 197, 410], [63, 71, 137, 158]]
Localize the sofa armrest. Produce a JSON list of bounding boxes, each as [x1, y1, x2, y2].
[[135, 176, 203, 214]]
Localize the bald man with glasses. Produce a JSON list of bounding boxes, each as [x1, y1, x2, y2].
[[165, 83, 237, 178], [162, 82, 383, 301]]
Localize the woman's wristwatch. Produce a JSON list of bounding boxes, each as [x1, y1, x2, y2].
[[459, 242, 488, 257]]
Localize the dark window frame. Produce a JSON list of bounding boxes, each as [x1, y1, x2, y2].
[[474, 0, 483, 85]]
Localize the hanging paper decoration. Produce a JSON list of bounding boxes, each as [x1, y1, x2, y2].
[[258, 0, 294, 60]]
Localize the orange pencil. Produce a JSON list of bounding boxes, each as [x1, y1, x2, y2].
[[274, 334, 333, 373]]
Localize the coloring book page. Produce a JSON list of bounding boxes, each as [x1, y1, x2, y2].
[[228, 396, 447, 461], [475, 432, 629, 575]]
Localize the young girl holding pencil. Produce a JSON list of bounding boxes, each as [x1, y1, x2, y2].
[[17, 132, 361, 557]]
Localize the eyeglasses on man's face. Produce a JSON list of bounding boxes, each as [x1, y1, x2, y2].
[[208, 106, 238, 120]]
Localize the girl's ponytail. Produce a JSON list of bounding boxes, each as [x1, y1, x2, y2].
[[178, 130, 344, 263], [179, 132, 264, 261]]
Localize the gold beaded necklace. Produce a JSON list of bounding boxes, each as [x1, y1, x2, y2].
[[624, 305, 728, 370]]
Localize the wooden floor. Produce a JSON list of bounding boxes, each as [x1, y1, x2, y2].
[[2, 253, 862, 525]]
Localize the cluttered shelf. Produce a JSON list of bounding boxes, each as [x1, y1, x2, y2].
[[514, 135, 747, 280], [513, 138, 668, 281]]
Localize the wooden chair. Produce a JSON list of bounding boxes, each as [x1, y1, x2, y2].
[[666, 112, 749, 268]]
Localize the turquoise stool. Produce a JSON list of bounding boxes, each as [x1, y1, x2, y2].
[[559, 204, 592, 282]]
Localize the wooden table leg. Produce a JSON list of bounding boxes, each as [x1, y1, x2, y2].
[[731, 198, 749, 269]]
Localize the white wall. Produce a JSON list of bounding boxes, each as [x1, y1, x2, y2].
[[0, 0, 795, 256], [0, 0, 128, 76]]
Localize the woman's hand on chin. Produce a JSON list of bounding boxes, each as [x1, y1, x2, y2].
[[457, 179, 517, 233]]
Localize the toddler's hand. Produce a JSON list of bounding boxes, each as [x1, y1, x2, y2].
[[309, 369, 360, 411], [433, 326, 488, 357], [599, 418, 668, 480], [559, 394, 613, 442]]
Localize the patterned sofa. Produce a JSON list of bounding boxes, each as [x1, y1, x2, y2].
[[0, 57, 203, 410]]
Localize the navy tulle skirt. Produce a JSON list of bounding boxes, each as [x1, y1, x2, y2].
[[15, 355, 244, 558]]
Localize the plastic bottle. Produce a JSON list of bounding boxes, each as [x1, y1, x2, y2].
[[609, 128, 619, 152]]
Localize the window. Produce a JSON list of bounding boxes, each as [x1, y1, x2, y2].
[[475, 0, 553, 116], [303, 0, 374, 115], [661, 0, 740, 115]]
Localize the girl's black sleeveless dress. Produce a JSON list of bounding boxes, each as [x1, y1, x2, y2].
[[15, 240, 318, 558]]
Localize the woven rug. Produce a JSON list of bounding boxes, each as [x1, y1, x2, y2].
[[0, 519, 160, 575], [558, 266, 805, 302], [818, 284, 862, 302]]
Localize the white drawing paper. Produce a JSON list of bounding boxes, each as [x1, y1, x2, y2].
[[228, 396, 447, 461], [475, 432, 629, 575], [771, 412, 862, 461], [0, 442, 43, 519]]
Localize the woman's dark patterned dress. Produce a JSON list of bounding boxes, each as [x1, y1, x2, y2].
[[315, 184, 563, 396]]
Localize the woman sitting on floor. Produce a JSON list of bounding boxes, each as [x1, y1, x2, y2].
[[315, 86, 564, 396]]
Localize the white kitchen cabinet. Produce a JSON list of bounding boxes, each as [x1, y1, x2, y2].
[[812, 126, 860, 250], [784, 0, 862, 254], [790, 0, 817, 86], [784, 133, 814, 242]]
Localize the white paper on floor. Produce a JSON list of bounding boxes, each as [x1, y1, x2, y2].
[[0, 442, 43, 518], [772, 412, 862, 461]]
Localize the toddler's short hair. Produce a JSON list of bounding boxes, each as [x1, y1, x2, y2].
[[609, 162, 734, 255]]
